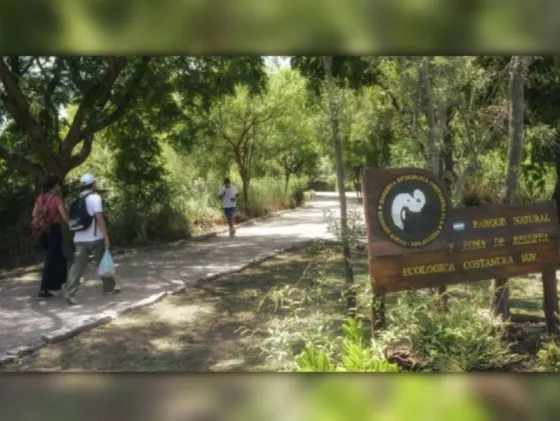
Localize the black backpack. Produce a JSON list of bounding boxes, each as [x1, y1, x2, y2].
[[68, 192, 97, 234]]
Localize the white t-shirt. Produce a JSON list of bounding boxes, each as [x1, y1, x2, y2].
[[219, 185, 237, 208], [73, 191, 105, 243]]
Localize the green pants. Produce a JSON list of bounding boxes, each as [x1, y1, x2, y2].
[[66, 239, 116, 297]]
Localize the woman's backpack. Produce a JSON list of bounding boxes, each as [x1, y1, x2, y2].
[[31, 194, 54, 238]]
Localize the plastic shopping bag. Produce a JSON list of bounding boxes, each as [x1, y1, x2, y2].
[[98, 249, 116, 277]]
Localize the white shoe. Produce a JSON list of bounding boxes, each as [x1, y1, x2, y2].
[[66, 296, 78, 306]]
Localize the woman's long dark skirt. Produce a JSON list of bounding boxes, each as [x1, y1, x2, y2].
[[40, 223, 67, 292]]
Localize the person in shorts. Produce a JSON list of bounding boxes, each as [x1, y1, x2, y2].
[[218, 177, 238, 237]]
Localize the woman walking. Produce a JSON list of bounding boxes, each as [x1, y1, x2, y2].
[[32, 175, 70, 300]]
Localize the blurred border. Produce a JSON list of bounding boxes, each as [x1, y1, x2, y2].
[[2, 2, 559, 421], [0, 373, 559, 421], [2, 0, 560, 53]]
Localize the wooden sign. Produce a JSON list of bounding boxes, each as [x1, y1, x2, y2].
[[362, 167, 560, 294]]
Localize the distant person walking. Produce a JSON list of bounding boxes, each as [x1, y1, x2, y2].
[[31, 175, 70, 300], [218, 177, 238, 237], [65, 173, 120, 305]]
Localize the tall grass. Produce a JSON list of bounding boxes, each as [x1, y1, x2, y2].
[[380, 291, 517, 371], [242, 206, 517, 372]]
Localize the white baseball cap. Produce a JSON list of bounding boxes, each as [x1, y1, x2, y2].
[[80, 173, 97, 185]]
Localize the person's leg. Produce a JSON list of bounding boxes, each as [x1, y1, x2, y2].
[[230, 207, 236, 235], [38, 230, 55, 299], [65, 242, 90, 301], [91, 240, 118, 294], [61, 224, 74, 281], [47, 224, 67, 292], [54, 229, 68, 289], [224, 207, 236, 236]]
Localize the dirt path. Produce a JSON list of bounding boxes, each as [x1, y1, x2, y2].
[[5, 250, 330, 371], [0, 193, 362, 361]]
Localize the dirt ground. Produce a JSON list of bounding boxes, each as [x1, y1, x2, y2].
[[3, 248, 322, 372], [3, 243, 556, 372]]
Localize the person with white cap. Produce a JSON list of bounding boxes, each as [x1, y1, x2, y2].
[[65, 173, 120, 305]]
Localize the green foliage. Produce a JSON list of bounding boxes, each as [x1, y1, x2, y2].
[[0, 165, 37, 267], [294, 347, 335, 372], [266, 70, 321, 187], [309, 156, 337, 191], [382, 292, 517, 371], [537, 340, 560, 372], [294, 318, 399, 372]]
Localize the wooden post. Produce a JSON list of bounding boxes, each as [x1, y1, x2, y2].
[[492, 278, 510, 319], [437, 285, 449, 312], [542, 269, 559, 334]]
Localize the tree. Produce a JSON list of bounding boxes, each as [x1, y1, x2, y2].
[[292, 56, 378, 97], [322, 56, 356, 317], [266, 69, 319, 190], [337, 85, 393, 196], [492, 56, 532, 317], [0, 56, 267, 187], [0, 56, 153, 185], [210, 85, 283, 204]]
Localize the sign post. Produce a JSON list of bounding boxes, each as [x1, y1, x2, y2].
[[362, 167, 560, 333]]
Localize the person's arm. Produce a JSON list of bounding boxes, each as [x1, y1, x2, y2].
[[95, 212, 110, 249], [32, 202, 39, 219], [31, 196, 42, 219], [218, 187, 225, 199], [231, 186, 237, 202], [91, 195, 110, 248], [56, 197, 70, 224]]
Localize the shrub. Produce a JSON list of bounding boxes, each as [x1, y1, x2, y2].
[[382, 292, 517, 371], [295, 318, 399, 372], [537, 340, 560, 372], [0, 168, 38, 268]]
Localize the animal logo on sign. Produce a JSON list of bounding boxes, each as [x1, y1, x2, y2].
[[391, 189, 426, 230]]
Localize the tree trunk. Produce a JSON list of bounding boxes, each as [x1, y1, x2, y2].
[[441, 105, 456, 188], [542, 269, 559, 334], [419, 58, 449, 307], [242, 176, 250, 206], [322, 56, 356, 318], [492, 56, 527, 318], [284, 172, 291, 193], [419, 58, 440, 173]]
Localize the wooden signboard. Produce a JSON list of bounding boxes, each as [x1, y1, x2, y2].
[[362, 167, 560, 295]]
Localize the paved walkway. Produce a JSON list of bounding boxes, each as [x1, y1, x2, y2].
[[0, 193, 362, 358]]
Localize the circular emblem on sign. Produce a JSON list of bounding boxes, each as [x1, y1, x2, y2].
[[377, 174, 447, 248]]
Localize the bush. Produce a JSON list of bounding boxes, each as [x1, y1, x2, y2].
[[234, 176, 311, 218], [462, 147, 556, 205], [382, 292, 517, 371], [0, 168, 38, 268], [537, 340, 560, 372]]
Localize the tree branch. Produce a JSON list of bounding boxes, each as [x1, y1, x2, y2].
[[7, 56, 36, 85], [67, 132, 94, 169], [81, 56, 152, 136], [67, 59, 88, 92], [0, 141, 43, 179], [36, 57, 64, 147], [63, 56, 128, 159], [0, 56, 62, 175]]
